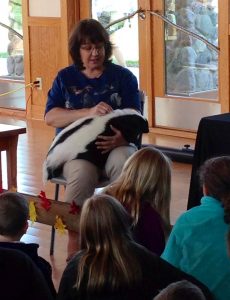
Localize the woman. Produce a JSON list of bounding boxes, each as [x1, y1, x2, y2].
[[57, 194, 213, 300], [104, 146, 172, 255], [44, 19, 141, 258], [161, 156, 230, 300]]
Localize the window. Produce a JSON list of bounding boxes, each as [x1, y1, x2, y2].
[[164, 0, 218, 100], [0, 0, 24, 80]]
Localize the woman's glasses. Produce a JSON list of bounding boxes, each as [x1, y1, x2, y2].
[[80, 43, 104, 53]]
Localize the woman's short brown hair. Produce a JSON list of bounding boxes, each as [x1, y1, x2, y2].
[[69, 18, 113, 69]]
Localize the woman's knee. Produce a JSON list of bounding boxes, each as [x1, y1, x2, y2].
[[105, 145, 136, 181]]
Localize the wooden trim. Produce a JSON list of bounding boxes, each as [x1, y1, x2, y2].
[[150, 127, 196, 140], [80, 0, 91, 18], [152, 0, 164, 98], [60, 1, 72, 66], [27, 17, 61, 26], [60, 0, 80, 66], [139, 0, 154, 127], [22, 0, 31, 117], [219, 0, 230, 112]]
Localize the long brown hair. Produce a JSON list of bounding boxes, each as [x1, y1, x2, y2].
[[76, 194, 141, 291], [104, 147, 171, 232]]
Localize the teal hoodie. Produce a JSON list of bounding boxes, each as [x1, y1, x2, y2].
[[161, 196, 230, 300]]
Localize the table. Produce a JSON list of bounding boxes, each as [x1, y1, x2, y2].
[[0, 123, 26, 189], [187, 113, 230, 209]]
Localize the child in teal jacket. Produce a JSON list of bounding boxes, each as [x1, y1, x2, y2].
[[161, 156, 230, 300]]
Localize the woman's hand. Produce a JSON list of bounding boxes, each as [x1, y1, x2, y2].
[[96, 125, 128, 154], [89, 102, 113, 116]]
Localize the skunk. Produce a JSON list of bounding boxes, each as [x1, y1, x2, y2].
[[43, 108, 149, 181]]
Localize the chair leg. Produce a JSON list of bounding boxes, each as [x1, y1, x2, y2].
[[50, 183, 60, 256], [50, 226, 55, 256]]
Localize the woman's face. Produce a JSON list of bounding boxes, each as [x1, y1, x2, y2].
[[80, 41, 105, 70]]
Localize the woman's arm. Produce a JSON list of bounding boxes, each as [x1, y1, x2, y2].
[[45, 102, 113, 128]]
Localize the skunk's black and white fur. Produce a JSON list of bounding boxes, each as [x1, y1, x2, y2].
[[43, 108, 149, 181]]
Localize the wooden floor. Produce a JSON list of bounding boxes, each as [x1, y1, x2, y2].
[[0, 116, 195, 291]]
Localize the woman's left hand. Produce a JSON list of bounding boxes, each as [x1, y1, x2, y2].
[[96, 125, 128, 154]]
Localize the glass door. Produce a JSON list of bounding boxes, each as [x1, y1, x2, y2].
[[165, 0, 218, 99], [154, 0, 221, 132], [0, 0, 25, 110], [0, 0, 24, 80]]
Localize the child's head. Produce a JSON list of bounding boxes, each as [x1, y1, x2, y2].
[[199, 156, 230, 202], [77, 194, 141, 290], [105, 147, 171, 228], [79, 194, 132, 250], [154, 280, 206, 300], [0, 192, 29, 240], [199, 156, 230, 222]]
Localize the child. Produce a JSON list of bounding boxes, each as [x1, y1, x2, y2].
[[0, 191, 56, 297], [154, 280, 206, 300], [103, 146, 171, 255], [161, 156, 230, 300], [57, 194, 213, 300], [0, 247, 54, 300]]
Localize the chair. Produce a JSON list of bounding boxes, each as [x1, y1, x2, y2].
[[49, 91, 145, 255]]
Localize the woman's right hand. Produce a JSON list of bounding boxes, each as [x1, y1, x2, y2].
[[89, 102, 113, 116]]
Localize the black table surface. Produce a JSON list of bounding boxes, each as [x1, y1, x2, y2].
[[187, 113, 230, 209]]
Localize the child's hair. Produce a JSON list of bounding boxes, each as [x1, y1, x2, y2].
[[104, 146, 171, 232], [199, 156, 230, 257], [0, 192, 28, 237], [199, 156, 230, 222], [154, 280, 206, 300], [76, 194, 141, 291]]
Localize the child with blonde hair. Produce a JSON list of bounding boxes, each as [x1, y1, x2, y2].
[[104, 146, 172, 255]]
